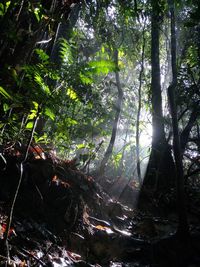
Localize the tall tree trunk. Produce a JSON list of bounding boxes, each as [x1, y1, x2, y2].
[[99, 50, 123, 176], [136, 23, 146, 185], [167, 0, 189, 239], [150, 1, 165, 147], [140, 0, 175, 193]]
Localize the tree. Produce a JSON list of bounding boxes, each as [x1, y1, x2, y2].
[[140, 0, 175, 193], [167, 0, 190, 239], [99, 49, 123, 176], [135, 19, 146, 185]]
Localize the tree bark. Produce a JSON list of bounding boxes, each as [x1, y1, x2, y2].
[[150, 1, 165, 147], [167, 0, 189, 239], [140, 0, 175, 192], [99, 50, 123, 176], [180, 106, 200, 153], [136, 23, 146, 185]]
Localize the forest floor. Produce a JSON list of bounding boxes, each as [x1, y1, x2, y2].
[[0, 144, 200, 267]]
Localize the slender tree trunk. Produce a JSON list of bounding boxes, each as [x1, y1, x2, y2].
[[99, 50, 123, 176], [136, 24, 146, 185], [118, 119, 130, 176], [167, 0, 189, 239], [180, 106, 200, 152], [196, 123, 200, 152]]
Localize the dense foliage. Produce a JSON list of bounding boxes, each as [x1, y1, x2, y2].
[[0, 0, 200, 188]]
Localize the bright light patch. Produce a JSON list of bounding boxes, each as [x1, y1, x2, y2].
[[140, 123, 152, 148]]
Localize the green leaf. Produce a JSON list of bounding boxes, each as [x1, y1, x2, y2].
[[0, 122, 5, 129], [112, 152, 122, 168], [34, 73, 43, 85], [3, 103, 10, 112], [0, 86, 12, 99], [79, 72, 94, 85], [0, 3, 4, 16], [88, 142, 95, 149], [34, 73, 50, 95], [35, 49, 49, 62], [26, 121, 34, 129], [67, 88, 78, 101], [89, 60, 116, 74], [65, 117, 78, 125], [28, 112, 37, 120], [33, 101, 39, 108], [45, 107, 55, 120], [59, 38, 73, 65], [28, 101, 39, 119], [76, 143, 86, 149], [34, 133, 48, 143], [33, 4, 42, 22], [0, 2, 10, 16]]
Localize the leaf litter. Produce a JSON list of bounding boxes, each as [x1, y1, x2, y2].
[[0, 143, 200, 266]]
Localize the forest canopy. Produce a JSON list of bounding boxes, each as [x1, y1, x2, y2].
[[0, 0, 200, 207]]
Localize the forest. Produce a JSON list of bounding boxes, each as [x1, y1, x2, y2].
[[0, 0, 200, 266]]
